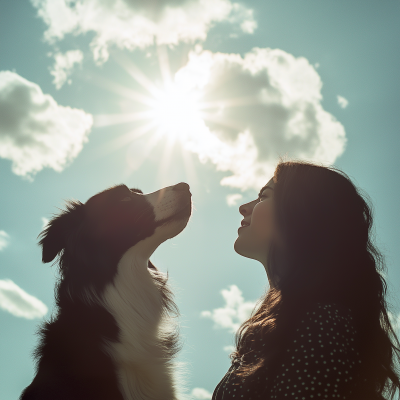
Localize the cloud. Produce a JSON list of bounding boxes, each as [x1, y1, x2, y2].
[[229, 3, 257, 34], [31, 0, 257, 64], [0, 279, 48, 319], [201, 285, 256, 333], [41, 217, 49, 229], [223, 345, 235, 353], [0, 231, 10, 251], [337, 95, 349, 109], [50, 50, 83, 89], [191, 388, 213, 400], [174, 47, 347, 190], [0, 71, 93, 178], [226, 193, 243, 206]]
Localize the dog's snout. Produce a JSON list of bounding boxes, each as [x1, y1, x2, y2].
[[173, 182, 190, 192]]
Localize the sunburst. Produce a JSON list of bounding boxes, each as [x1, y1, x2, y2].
[[92, 46, 253, 183], [149, 82, 202, 141]]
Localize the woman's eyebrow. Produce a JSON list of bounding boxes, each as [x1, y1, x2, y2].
[[258, 186, 274, 196]]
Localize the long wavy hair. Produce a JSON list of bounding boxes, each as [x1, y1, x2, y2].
[[232, 161, 400, 400]]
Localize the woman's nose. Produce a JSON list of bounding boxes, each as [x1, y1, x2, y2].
[[240, 199, 258, 216], [239, 202, 252, 216]]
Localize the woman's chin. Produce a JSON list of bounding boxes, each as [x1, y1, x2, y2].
[[234, 239, 251, 259], [233, 237, 242, 255]]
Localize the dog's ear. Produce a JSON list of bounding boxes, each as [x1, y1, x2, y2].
[[39, 200, 85, 263]]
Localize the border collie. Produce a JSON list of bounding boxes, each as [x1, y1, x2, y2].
[[20, 182, 192, 400]]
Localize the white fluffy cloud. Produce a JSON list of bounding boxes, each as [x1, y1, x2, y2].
[[0, 71, 93, 178], [223, 344, 235, 352], [0, 279, 48, 319], [41, 217, 50, 229], [337, 95, 349, 109], [191, 388, 213, 400], [175, 47, 347, 190], [50, 50, 83, 89], [226, 193, 243, 206], [31, 0, 256, 64], [0, 231, 10, 251], [201, 285, 256, 333]]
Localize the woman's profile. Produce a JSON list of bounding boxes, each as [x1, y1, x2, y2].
[[212, 161, 400, 400]]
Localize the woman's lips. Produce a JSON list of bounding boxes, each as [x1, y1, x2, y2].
[[238, 220, 250, 233], [238, 224, 249, 233]]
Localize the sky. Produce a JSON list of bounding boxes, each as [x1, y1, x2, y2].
[[1, 0, 400, 398]]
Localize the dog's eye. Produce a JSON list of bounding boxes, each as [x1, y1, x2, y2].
[[121, 196, 132, 202]]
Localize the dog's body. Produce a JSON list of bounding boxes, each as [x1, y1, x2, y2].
[[20, 183, 192, 400]]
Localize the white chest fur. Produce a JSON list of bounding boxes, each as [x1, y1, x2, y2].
[[101, 246, 179, 400]]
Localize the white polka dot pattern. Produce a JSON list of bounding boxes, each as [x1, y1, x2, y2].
[[268, 303, 361, 399], [212, 302, 362, 400]]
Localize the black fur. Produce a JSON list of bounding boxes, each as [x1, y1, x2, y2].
[[20, 184, 186, 400]]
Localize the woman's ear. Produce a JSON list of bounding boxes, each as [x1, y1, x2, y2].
[[39, 200, 85, 263]]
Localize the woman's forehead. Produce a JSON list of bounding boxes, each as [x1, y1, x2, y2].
[[261, 178, 275, 191], [266, 178, 274, 187]]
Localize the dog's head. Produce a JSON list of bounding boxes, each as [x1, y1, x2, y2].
[[39, 183, 191, 291]]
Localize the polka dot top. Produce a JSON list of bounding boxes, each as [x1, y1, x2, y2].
[[212, 302, 364, 400]]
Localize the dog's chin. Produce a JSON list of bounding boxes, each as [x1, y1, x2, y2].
[[158, 204, 192, 240]]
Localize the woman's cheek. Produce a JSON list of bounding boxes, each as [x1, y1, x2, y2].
[[252, 202, 273, 238]]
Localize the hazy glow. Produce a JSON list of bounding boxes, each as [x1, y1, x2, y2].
[[104, 51, 207, 146], [94, 51, 258, 182], [150, 83, 202, 140], [93, 51, 213, 179], [94, 47, 346, 190]]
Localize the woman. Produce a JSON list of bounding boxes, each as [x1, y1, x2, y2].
[[212, 161, 400, 400]]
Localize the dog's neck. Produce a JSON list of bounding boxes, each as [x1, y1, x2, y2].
[[128, 226, 169, 263], [101, 242, 178, 400]]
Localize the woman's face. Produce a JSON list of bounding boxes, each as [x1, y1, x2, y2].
[[234, 178, 276, 270]]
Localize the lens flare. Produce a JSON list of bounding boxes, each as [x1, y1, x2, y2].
[[150, 83, 202, 140], [92, 49, 251, 183]]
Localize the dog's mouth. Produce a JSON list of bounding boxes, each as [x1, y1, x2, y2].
[[172, 201, 192, 220], [158, 200, 192, 227]]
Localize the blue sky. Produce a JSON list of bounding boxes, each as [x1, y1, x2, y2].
[[1, 1, 400, 399]]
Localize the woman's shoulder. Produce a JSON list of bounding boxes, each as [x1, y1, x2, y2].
[[265, 301, 363, 399], [294, 301, 356, 337], [304, 301, 354, 319], [305, 300, 353, 313]]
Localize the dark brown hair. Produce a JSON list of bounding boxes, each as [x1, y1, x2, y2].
[[232, 161, 400, 399]]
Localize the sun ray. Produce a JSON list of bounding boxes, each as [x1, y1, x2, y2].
[[89, 46, 255, 184], [110, 121, 159, 148], [85, 120, 159, 164], [122, 131, 164, 181], [157, 45, 172, 86], [113, 52, 162, 98], [156, 131, 179, 187], [179, 140, 199, 190], [200, 110, 246, 132], [94, 111, 154, 127], [86, 71, 155, 106], [198, 95, 260, 111]]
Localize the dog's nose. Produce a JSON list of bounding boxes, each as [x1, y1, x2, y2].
[[173, 182, 190, 191]]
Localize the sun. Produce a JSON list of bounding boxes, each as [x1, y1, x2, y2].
[[93, 49, 239, 182], [94, 50, 207, 146], [150, 82, 202, 140]]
